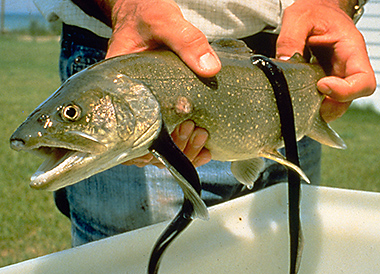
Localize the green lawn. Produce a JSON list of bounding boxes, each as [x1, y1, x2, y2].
[[321, 107, 380, 191], [0, 35, 71, 267], [0, 34, 379, 268]]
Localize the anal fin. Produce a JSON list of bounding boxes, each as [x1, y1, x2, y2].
[[151, 150, 209, 220]]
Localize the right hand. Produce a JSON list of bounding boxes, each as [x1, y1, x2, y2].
[[107, 0, 221, 78]]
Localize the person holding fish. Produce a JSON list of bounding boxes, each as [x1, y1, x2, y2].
[[32, 0, 375, 246]]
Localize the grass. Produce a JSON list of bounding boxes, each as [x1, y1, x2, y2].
[[321, 107, 380, 191], [0, 34, 379, 268], [0, 34, 71, 267]]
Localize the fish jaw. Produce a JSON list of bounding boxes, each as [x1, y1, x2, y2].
[[11, 118, 162, 191], [30, 147, 92, 190]]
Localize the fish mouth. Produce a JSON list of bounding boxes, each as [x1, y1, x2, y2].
[[30, 146, 89, 190]]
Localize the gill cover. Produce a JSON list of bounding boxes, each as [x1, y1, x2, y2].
[[105, 72, 162, 144]]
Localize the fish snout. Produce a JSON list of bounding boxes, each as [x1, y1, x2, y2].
[[10, 137, 26, 151]]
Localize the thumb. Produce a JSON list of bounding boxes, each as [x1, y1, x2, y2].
[[107, 4, 221, 78], [156, 18, 221, 78]]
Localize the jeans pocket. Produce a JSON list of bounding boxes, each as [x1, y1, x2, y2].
[[60, 45, 106, 82]]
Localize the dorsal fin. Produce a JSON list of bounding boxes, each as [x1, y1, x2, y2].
[[211, 38, 252, 56], [288, 53, 306, 63]]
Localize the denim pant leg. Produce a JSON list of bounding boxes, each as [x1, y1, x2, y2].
[[58, 25, 321, 247]]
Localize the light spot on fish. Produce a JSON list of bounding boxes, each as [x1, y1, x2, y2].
[[44, 118, 53, 129], [175, 96, 192, 115]]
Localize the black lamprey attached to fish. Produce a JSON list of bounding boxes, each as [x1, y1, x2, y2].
[[252, 55, 302, 274], [147, 123, 201, 273]]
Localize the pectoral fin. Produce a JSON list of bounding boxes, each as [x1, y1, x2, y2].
[[151, 149, 209, 220], [307, 115, 346, 149], [231, 158, 265, 189], [148, 124, 208, 220], [259, 150, 311, 184]]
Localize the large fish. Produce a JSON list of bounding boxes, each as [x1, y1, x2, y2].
[[10, 39, 345, 273]]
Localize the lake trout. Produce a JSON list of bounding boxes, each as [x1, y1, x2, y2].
[[10, 38, 345, 217], [10, 38, 345, 274]]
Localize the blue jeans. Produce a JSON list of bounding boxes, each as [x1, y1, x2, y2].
[[58, 24, 321, 247]]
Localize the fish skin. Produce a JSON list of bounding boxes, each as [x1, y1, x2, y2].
[[10, 39, 345, 215]]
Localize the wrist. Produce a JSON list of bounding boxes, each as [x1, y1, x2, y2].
[[351, 0, 367, 23], [308, 0, 367, 22]]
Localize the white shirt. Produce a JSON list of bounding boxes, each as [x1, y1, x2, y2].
[[33, 0, 294, 40]]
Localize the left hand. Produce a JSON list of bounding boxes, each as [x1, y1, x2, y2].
[[123, 120, 211, 168], [276, 0, 376, 122]]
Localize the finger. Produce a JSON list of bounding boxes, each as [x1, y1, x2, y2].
[[193, 148, 212, 167], [122, 153, 154, 167], [168, 24, 221, 78], [318, 73, 376, 102], [320, 97, 351, 123], [171, 120, 195, 151], [276, 7, 311, 59], [182, 127, 209, 162]]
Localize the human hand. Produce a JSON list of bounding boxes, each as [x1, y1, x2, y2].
[[103, 0, 219, 168], [122, 120, 212, 168], [107, 0, 221, 77], [276, 0, 376, 123]]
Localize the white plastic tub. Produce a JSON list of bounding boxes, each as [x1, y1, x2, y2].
[[1, 183, 380, 273]]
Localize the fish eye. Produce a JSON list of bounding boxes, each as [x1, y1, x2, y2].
[[61, 104, 81, 121]]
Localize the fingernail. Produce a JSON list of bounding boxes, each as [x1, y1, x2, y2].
[[193, 152, 211, 167], [199, 52, 220, 72], [278, 55, 291, 61], [318, 82, 333, 95], [178, 121, 194, 140], [322, 88, 332, 95], [191, 131, 208, 148]]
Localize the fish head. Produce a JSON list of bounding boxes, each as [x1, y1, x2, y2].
[[10, 64, 161, 190]]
